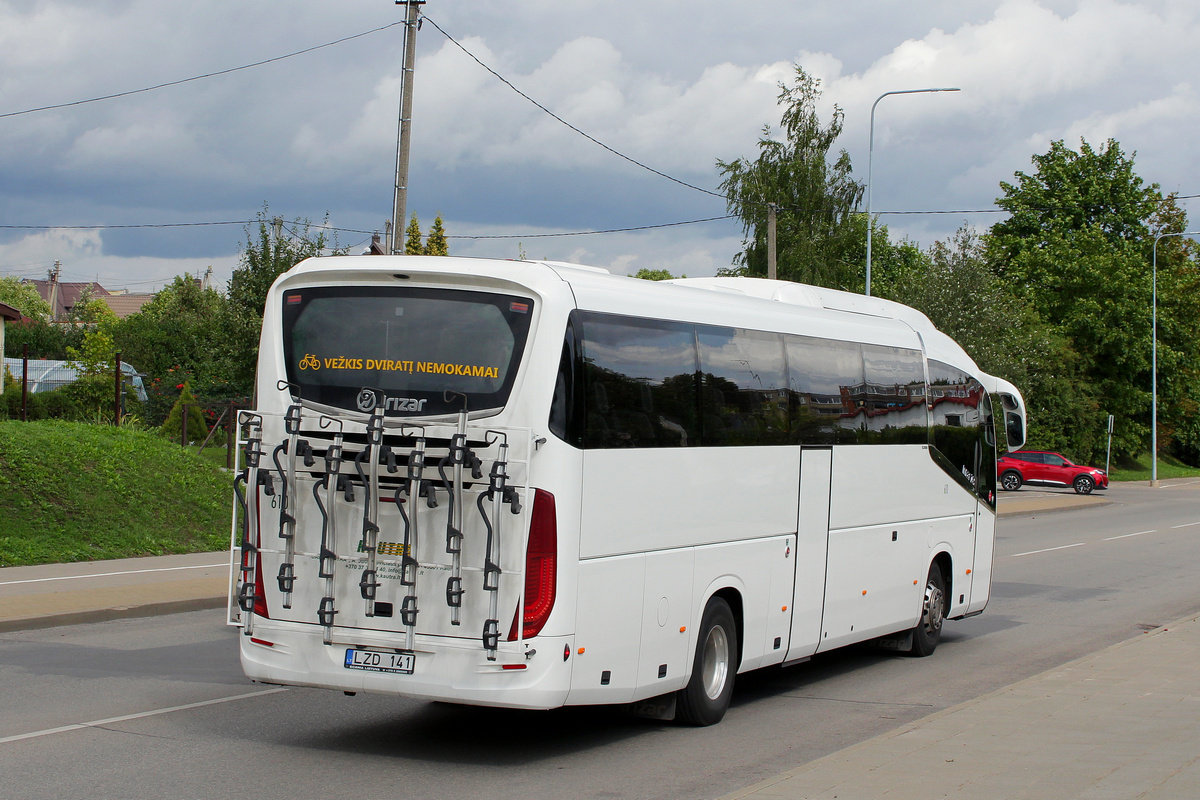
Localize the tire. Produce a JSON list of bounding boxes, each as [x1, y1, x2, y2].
[[908, 563, 947, 657], [676, 597, 737, 726], [1073, 475, 1094, 495], [1001, 470, 1023, 491]]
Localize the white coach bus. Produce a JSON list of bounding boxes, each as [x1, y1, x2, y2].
[[229, 255, 1026, 726]]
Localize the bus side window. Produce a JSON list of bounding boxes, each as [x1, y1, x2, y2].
[[861, 344, 928, 445], [577, 313, 699, 449], [785, 335, 865, 445], [697, 326, 788, 446]]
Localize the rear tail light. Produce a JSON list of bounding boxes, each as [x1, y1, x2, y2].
[[253, 550, 269, 619], [508, 489, 557, 640]]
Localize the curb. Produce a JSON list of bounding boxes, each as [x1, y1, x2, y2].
[[0, 595, 227, 634]]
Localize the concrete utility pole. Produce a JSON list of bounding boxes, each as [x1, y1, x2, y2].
[[766, 203, 778, 280], [47, 260, 62, 321], [390, 0, 425, 255]]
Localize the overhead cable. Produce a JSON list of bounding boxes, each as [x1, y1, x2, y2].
[[420, 15, 727, 201], [0, 21, 406, 119]]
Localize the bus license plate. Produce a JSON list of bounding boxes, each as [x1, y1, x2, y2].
[[344, 648, 414, 674]]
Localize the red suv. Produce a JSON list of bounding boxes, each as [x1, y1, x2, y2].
[[998, 450, 1109, 495]]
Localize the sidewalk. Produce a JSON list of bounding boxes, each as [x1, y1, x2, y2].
[[0, 551, 229, 632], [721, 613, 1200, 800]]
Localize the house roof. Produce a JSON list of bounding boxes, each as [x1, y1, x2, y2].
[[0, 301, 20, 322], [101, 293, 156, 318], [29, 280, 110, 319]]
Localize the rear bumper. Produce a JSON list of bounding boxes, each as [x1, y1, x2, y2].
[[239, 618, 573, 710]]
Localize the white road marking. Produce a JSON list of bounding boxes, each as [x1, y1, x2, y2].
[[1170, 522, 1200, 529], [1011, 543, 1086, 557], [0, 562, 228, 587], [0, 687, 287, 745], [1104, 530, 1158, 541]]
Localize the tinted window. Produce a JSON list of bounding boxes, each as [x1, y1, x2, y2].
[[548, 317, 584, 447], [698, 326, 789, 446], [282, 287, 532, 416], [578, 313, 698, 448], [861, 344, 928, 444], [786, 336, 865, 444], [929, 359, 996, 507]]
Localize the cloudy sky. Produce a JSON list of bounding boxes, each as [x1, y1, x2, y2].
[[2, 0, 1197, 293]]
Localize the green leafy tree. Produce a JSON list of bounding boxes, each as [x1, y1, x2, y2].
[[717, 65, 865, 290], [224, 205, 347, 397], [66, 287, 118, 325], [0, 277, 50, 320], [632, 268, 681, 281], [405, 213, 423, 255], [884, 226, 1100, 458], [986, 138, 1193, 461], [424, 214, 449, 256], [228, 206, 342, 319], [111, 275, 238, 421]]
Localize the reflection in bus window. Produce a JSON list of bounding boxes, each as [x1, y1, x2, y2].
[[861, 344, 928, 444], [928, 359, 996, 507], [785, 336, 865, 444], [698, 326, 788, 446], [578, 313, 698, 448]]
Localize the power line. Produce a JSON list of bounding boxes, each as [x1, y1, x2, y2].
[[6, 191, 1199, 240], [445, 216, 737, 239], [421, 15, 727, 201], [0, 21, 406, 119]]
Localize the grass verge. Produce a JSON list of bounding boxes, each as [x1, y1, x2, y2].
[[1108, 451, 1200, 482], [0, 420, 231, 566]]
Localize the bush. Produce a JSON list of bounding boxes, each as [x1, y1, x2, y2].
[[160, 382, 209, 443]]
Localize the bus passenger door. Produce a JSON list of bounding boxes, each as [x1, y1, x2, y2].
[[784, 447, 832, 663]]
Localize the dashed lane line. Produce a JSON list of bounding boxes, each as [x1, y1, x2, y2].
[[1011, 543, 1086, 558], [0, 687, 288, 745], [1104, 530, 1158, 541]]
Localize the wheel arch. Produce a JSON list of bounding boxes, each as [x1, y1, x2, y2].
[[708, 586, 744, 671], [932, 550, 953, 616]]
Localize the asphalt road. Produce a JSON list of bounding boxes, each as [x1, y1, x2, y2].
[[1, 481, 1197, 800]]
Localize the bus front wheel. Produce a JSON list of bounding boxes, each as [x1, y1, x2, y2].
[[676, 597, 737, 726], [908, 564, 946, 657]]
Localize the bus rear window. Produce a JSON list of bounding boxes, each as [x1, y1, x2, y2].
[[281, 286, 533, 416]]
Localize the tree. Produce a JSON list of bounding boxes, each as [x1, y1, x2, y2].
[[66, 287, 117, 325], [405, 213, 423, 255], [0, 277, 50, 320], [884, 226, 1101, 459], [227, 206, 343, 319], [632, 268, 681, 281], [717, 65, 865, 290], [224, 205, 347, 399], [987, 138, 1200, 462], [424, 214, 449, 256]]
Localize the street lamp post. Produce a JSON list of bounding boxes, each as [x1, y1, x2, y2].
[[865, 87, 960, 297], [1150, 230, 1200, 486]]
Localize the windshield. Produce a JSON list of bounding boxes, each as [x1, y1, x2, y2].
[[281, 285, 533, 416]]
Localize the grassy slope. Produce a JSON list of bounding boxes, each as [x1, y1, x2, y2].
[[0, 420, 231, 566], [1108, 451, 1200, 482]]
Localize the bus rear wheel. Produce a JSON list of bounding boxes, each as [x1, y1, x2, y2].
[[676, 597, 736, 726], [908, 563, 946, 657]]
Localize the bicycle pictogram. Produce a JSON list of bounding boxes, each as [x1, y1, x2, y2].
[[299, 353, 320, 371]]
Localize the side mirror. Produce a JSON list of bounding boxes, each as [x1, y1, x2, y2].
[[1005, 411, 1024, 451]]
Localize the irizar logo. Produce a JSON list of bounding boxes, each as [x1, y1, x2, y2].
[[356, 389, 428, 413], [356, 389, 379, 412]]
